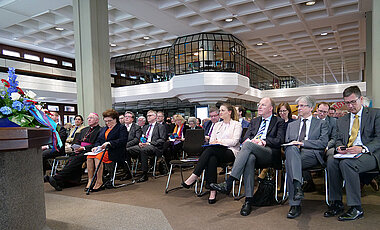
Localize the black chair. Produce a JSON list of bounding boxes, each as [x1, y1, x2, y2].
[[165, 129, 205, 193]]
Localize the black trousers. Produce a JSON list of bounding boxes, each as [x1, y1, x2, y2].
[[128, 145, 161, 173], [54, 153, 86, 186], [42, 149, 65, 175], [193, 146, 235, 186]]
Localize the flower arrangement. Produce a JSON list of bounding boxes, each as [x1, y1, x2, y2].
[[0, 67, 42, 127]]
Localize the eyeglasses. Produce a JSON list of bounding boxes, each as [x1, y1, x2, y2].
[[318, 110, 328, 114], [343, 98, 359, 106], [104, 119, 114, 123], [278, 110, 288, 113], [147, 114, 154, 117], [296, 104, 309, 108]]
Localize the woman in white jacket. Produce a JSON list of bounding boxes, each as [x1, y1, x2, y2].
[[182, 103, 242, 204]]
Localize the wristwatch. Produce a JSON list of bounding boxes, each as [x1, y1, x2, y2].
[[361, 146, 367, 154]]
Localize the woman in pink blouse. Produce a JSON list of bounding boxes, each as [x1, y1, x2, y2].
[[182, 103, 242, 204]]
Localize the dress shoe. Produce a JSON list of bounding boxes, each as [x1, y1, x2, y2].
[[210, 182, 231, 195], [136, 174, 148, 183], [240, 201, 253, 216], [91, 186, 105, 192], [44, 175, 49, 183], [324, 202, 344, 217], [294, 186, 304, 200], [120, 173, 132, 181], [219, 169, 226, 175], [181, 180, 196, 189], [208, 193, 217, 204], [48, 176, 62, 191], [287, 205, 301, 219], [338, 207, 363, 221]]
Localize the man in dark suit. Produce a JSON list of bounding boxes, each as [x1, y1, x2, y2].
[[303, 102, 337, 191], [236, 105, 250, 128], [203, 106, 219, 144], [211, 97, 285, 216], [120, 111, 142, 181], [128, 110, 166, 183], [324, 86, 380, 221], [45, 113, 101, 190], [42, 111, 68, 177], [284, 96, 329, 219]]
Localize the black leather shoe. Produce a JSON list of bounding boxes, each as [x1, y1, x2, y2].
[[294, 186, 304, 200], [210, 182, 231, 195], [240, 201, 253, 216], [181, 180, 196, 189], [91, 186, 105, 192], [44, 175, 49, 183], [208, 193, 217, 204], [136, 174, 148, 183], [48, 176, 62, 191], [302, 181, 316, 193], [324, 202, 344, 217], [338, 207, 363, 221], [120, 173, 132, 181], [287, 205, 301, 219]]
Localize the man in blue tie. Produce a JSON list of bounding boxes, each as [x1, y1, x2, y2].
[[211, 97, 285, 216]]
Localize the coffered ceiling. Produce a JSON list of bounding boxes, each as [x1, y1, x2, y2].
[[0, 0, 372, 86]]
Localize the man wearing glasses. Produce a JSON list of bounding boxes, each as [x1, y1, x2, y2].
[[324, 86, 380, 221], [284, 96, 329, 219]]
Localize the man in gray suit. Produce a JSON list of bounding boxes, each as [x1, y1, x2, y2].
[[324, 86, 380, 221], [285, 96, 329, 219], [303, 102, 337, 191]]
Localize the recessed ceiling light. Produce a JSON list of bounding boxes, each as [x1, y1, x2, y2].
[[55, 27, 64, 31], [306, 1, 316, 6], [143, 36, 150, 40], [327, 47, 333, 50], [320, 32, 328, 36], [110, 43, 117, 47], [256, 43, 263, 46], [194, 52, 199, 56], [273, 54, 279, 57], [225, 18, 233, 22]]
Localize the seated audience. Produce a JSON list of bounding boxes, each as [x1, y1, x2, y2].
[[120, 111, 142, 181], [65, 115, 85, 154], [42, 111, 68, 177], [277, 102, 295, 131], [328, 107, 337, 118], [284, 96, 328, 219], [119, 114, 125, 125], [182, 104, 242, 204], [86, 109, 128, 192], [45, 113, 101, 191], [127, 110, 166, 183], [211, 98, 285, 215], [196, 118, 203, 128], [166, 114, 188, 161], [325, 86, 380, 221]]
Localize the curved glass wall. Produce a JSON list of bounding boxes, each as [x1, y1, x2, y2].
[[111, 32, 282, 90]]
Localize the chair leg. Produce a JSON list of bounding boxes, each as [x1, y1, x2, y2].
[[324, 168, 329, 206], [282, 171, 288, 203], [233, 174, 244, 200], [195, 170, 206, 196], [165, 164, 174, 193], [275, 169, 283, 203], [50, 159, 57, 176]]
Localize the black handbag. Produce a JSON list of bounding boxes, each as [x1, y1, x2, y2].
[[252, 178, 276, 206]]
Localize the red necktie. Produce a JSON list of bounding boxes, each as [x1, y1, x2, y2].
[[146, 125, 152, 138]]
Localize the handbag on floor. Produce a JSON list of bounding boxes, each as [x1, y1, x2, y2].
[[252, 178, 276, 206]]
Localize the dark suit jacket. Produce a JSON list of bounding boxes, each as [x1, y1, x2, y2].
[[335, 107, 380, 170], [126, 123, 142, 148], [204, 120, 218, 137], [243, 115, 285, 169], [142, 122, 166, 156], [72, 125, 101, 153], [324, 115, 337, 149], [286, 117, 329, 165], [241, 119, 250, 128], [56, 124, 67, 154], [95, 123, 128, 163]]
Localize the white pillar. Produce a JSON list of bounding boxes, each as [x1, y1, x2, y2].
[[372, 0, 380, 107], [73, 0, 112, 121]]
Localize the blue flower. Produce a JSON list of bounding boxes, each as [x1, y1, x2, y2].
[[12, 100, 23, 111], [7, 67, 18, 96], [0, 106, 12, 115]]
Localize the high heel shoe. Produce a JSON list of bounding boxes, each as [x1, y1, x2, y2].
[[208, 192, 217, 204], [181, 180, 196, 189], [91, 185, 105, 192]]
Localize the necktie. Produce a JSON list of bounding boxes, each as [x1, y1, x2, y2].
[[347, 115, 359, 147], [146, 124, 152, 138], [254, 119, 267, 140], [298, 119, 307, 141], [70, 127, 78, 138], [208, 123, 214, 136]]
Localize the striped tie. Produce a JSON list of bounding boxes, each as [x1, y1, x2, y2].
[[254, 119, 267, 140]]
